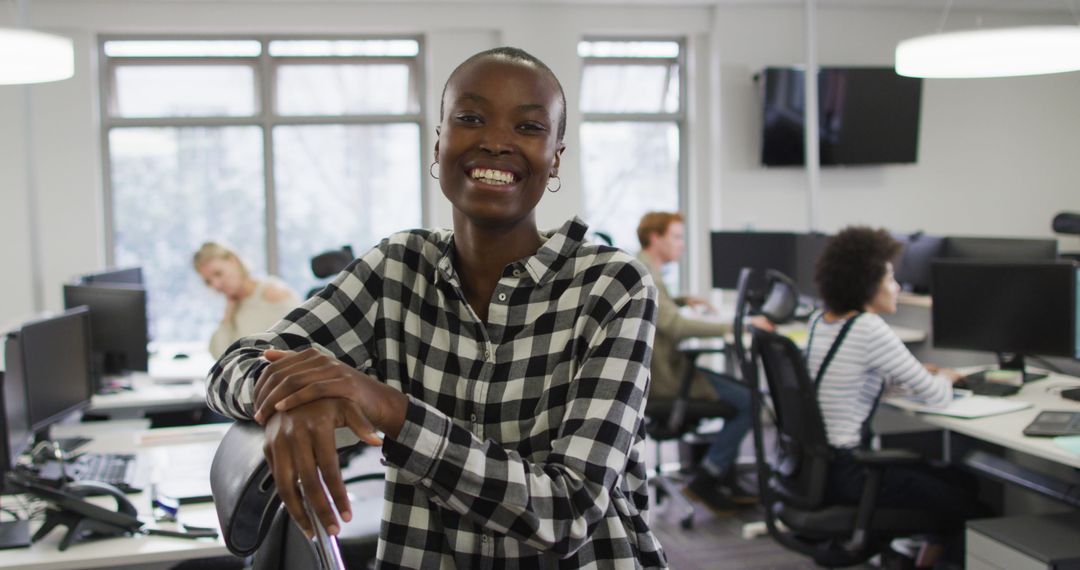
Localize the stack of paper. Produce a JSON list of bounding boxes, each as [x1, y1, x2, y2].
[[886, 395, 1031, 419]]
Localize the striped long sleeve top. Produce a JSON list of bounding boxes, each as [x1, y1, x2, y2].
[[805, 312, 952, 449], [206, 217, 668, 569]]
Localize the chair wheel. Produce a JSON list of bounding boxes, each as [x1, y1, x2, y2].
[[681, 517, 693, 530]]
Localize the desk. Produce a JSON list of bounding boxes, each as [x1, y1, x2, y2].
[[89, 345, 214, 420], [1, 422, 230, 570], [887, 374, 1080, 470]]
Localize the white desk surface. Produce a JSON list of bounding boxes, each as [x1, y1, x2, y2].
[[889, 372, 1080, 470], [89, 344, 215, 415], [2, 422, 231, 570]]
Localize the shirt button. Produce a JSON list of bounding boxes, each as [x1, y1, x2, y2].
[[513, 269, 522, 277], [470, 413, 477, 423], [498, 293, 507, 301], [483, 350, 490, 360], [481, 535, 488, 543]]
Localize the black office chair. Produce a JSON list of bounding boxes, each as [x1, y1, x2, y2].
[[644, 376, 737, 529], [1053, 212, 1080, 262], [307, 246, 355, 299], [210, 422, 383, 570], [732, 269, 946, 567]]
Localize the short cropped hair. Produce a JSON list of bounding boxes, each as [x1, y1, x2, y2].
[[814, 226, 902, 313], [637, 212, 683, 249], [440, 46, 567, 142]]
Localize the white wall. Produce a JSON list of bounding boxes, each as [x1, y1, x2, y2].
[[716, 5, 1080, 241], [2, 1, 1078, 326]]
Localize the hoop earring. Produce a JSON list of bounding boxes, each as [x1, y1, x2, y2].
[[546, 175, 561, 193], [429, 161, 440, 180]]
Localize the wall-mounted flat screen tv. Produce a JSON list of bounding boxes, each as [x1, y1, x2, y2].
[[759, 66, 923, 166]]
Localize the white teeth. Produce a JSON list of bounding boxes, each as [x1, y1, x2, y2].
[[470, 168, 514, 185]]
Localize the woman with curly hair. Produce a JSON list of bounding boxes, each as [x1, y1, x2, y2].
[[807, 226, 989, 565]]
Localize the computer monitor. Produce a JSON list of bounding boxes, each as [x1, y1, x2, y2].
[[7, 308, 94, 434], [63, 284, 149, 377], [0, 359, 32, 541], [711, 232, 799, 291], [793, 233, 830, 300], [942, 237, 1058, 261], [711, 231, 828, 301], [893, 232, 946, 294], [931, 260, 1078, 382], [77, 266, 144, 286], [1, 349, 32, 494]]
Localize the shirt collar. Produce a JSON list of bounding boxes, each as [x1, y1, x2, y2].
[[433, 216, 589, 288]]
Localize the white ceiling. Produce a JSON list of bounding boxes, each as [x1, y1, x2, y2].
[[30, 0, 1079, 10]]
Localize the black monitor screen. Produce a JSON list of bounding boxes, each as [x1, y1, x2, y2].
[[760, 67, 922, 166], [893, 232, 946, 294], [2, 338, 33, 483], [942, 237, 1058, 261], [1076, 267, 1080, 360], [63, 284, 149, 375], [932, 261, 1077, 358], [711, 232, 798, 290], [16, 308, 94, 432], [794, 233, 830, 299], [78, 267, 143, 286]]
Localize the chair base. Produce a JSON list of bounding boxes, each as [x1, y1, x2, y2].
[[649, 472, 696, 530]]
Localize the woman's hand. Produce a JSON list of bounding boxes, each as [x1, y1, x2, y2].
[[924, 363, 963, 382], [263, 398, 375, 538], [223, 298, 238, 324], [253, 348, 406, 441], [748, 315, 775, 332], [683, 295, 716, 314]]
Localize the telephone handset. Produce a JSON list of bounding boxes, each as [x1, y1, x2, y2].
[[8, 474, 143, 551]]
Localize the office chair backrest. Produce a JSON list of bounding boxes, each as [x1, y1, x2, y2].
[[311, 246, 355, 279], [308, 246, 355, 299], [1053, 212, 1080, 235], [752, 328, 832, 511], [732, 267, 799, 369]]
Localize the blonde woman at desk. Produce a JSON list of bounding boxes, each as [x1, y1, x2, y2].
[[193, 242, 301, 358], [808, 226, 990, 566]]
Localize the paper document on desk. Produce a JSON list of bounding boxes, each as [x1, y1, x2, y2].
[[1055, 435, 1080, 455], [886, 395, 1031, 419]]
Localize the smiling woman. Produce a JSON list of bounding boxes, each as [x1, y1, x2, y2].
[[207, 47, 668, 569]]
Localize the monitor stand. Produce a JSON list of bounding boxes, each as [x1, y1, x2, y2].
[[965, 353, 1047, 384], [0, 520, 31, 550]]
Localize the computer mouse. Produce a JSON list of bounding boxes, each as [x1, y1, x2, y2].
[[172, 353, 190, 360]]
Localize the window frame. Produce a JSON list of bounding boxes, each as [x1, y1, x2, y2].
[[579, 37, 689, 282], [98, 34, 426, 275]]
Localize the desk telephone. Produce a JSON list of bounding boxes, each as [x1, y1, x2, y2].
[[7, 473, 219, 550], [7, 474, 141, 551]]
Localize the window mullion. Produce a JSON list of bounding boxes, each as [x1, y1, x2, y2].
[[260, 38, 279, 277]]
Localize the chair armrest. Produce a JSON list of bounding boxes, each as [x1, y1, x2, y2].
[[851, 448, 923, 466], [844, 448, 924, 553]]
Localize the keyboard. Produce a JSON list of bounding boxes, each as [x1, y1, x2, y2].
[[1023, 411, 1080, 437], [953, 377, 1020, 397], [68, 453, 143, 493]]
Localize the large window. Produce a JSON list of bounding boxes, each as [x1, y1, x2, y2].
[[578, 40, 685, 257], [101, 38, 423, 343]]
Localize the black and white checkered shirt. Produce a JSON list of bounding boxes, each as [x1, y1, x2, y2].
[[207, 217, 668, 569]]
